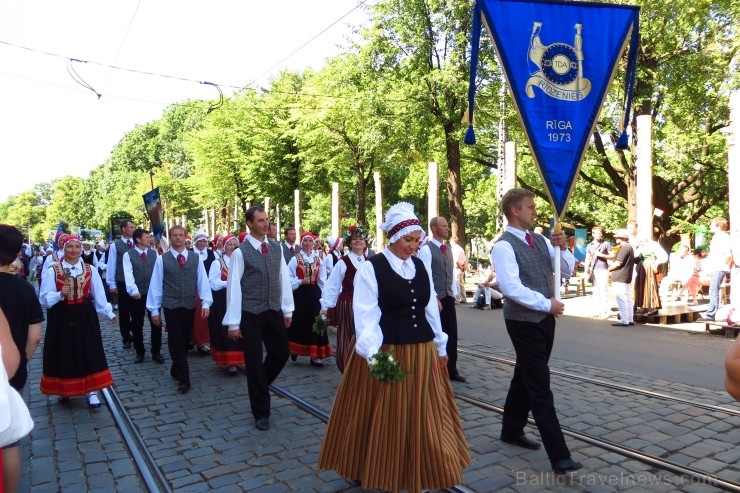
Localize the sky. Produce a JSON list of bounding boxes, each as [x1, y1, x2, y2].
[[0, 1, 368, 203]]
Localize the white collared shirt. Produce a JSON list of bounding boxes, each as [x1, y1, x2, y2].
[[222, 237, 294, 330], [492, 226, 575, 313], [39, 259, 115, 319], [417, 237, 458, 297], [352, 249, 447, 362], [320, 252, 365, 310], [106, 236, 134, 288], [123, 246, 158, 296], [287, 250, 327, 291], [145, 248, 212, 314]]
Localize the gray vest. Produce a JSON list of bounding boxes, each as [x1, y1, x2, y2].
[[427, 241, 455, 299], [239, 240, 283, 314], [115, 237, 134, 283], [161, 251, 198, 310], [128, 248, 157, 295], [498, 231, 554, 323]]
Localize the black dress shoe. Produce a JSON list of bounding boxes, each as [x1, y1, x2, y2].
[[134, 353, 145, 363], [123, 341, 132, 350], [152, 353, 165, 364], [58, 396, 70, 404], [629, 322, 635, 326], [500, 433, 541, 450], [178, 383, 191, 394], [290, 353, 298, 362], [255, 418, 270, 431], [450, 373, 467, 383], [551, 457, 583, 474], [310, 359, 325, 367], [611, 323, 630, 327]]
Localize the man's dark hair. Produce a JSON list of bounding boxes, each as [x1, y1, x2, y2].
[[132, 228, 151, 245], [284, 226, 296, 235], [246, 206, 265, 224], [500, 189, 535, 219], [119, 219, 134, 231]]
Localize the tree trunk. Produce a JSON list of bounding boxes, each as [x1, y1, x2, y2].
[[444, 127, 466, 247], [356, 163, 367, 227]]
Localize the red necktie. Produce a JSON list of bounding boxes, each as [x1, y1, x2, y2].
[[261, 242, 269, 257], [177, 253, 186, 267], [127, 240, 133, 248], [525, 233, 535, 249], [141, 251, 147, 261], [440, 244, 447, 255], [289, 246, 295, 255]]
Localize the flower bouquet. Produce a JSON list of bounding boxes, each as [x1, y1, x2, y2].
[[368, 349, 408, 383], [312, 314, 330, 336]]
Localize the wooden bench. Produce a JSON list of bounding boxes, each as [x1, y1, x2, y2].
[[705, 321, 739, 338], [637, 305, 701, 324]]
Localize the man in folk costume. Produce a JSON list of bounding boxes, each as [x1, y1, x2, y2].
[[223, 206, 294, 431], [282, 226, 298, 264], [319, 226, 367, 373], [418, 216, 466, 383], [493, 188, 582, 474], [106, 219, 137, 349], [207, 235, 244, 376], [39, 235, 117, 409], [146, 225, 212, 394], [268, 222, 278, 241], [287, 232, 331, 367], [122, 228, 163, 365], [318, 202, 470, 493], [191, 228, 215, 354]]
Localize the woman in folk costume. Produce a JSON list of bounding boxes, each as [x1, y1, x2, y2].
[[323, 235, 343, 326], [634, 233, 668, 316], [318, 202, 470, 493], [39, 235, 117, 409], [287, 232, 331, 367], [191, 228, 216, 354], [208, 235, 245, 376], [319, 226, 367, 373]]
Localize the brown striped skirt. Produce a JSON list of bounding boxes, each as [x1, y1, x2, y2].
[[317, 341, 471, 493]]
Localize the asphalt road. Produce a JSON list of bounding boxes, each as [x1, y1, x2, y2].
[[456, 303, 734, 391]]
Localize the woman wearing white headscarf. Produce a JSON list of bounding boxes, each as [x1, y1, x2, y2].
[[318, 202, 470, 493]]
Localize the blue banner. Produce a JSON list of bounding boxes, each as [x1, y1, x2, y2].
[[467, 0, 639, 218], [142, 188, 164, 240]]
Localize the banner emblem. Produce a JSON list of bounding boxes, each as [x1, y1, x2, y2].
[[526, 23, 591, 101], [465, 0, 640, 219]]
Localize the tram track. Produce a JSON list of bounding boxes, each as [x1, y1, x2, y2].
[[456, 392, 740, 492], [458, 346, 740, 416], [270, 383, 476, 493], [101, 387, 173, 493]]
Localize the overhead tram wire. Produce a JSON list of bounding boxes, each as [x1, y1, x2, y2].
[[100, 0, 143, 93], [245, 0, 370, 87]]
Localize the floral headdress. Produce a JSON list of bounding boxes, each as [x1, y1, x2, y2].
[[344, 225, 369, 242]]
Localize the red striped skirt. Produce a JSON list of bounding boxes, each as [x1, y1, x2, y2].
[[192, 293, 210, 346], [318, 341, 470, 493]]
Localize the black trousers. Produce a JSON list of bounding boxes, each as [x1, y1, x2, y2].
[[240, 310, 290, 420], [439, 295, 459, 376], [130, 295, 162, 356], [163, 307, 195, 386], [502, 316, 569, 462], [116, 281, 134, 344]]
